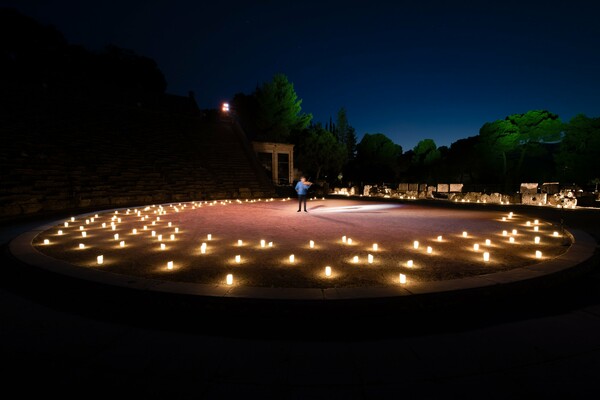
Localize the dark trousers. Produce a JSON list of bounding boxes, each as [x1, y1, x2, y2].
[[298, 195, 307, 210]]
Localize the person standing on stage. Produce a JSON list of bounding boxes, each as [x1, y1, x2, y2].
[[295, 176, 312, 212]]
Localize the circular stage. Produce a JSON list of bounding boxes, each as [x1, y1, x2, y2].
[[9, 198, 596, 301]]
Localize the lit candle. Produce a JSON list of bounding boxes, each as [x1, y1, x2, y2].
[[170, 234, 175, 240], [235, 255, 241, 263], [160, 243, 165, 250], [143, 226, 147, 230], [112, 225, 116, 231], [342, 235, 347, 243], [325, 266, 332, 276], [534, 236, 540, 244], [158, 234, 162, 241], [175, 227, 179, 233], [238, 239, 243, 246], [399, 273, 407, 284], [132, 229, 137, 234], [512, 229, 518, 235], [226, 274, 233, 285], [58, 230, 63, 235], [535, 250, 542, 259], [534, 226, 539, 232], [502, 217, 506, 221], [353, 256, 359, 263], [114, 233, 119, 240], [372, 243, 378, 251], [120, 241, 125, 247], [268, 242, 273, 247], [437, 236, 443, 242], [260, 239, 266, 248], [473, 243, 479, 251], [462, 231, 468, 237], [289, 254, 295, 263], [509, 212, 513, 218], [347, 238, 353, 245], [152, 221, 156, 225], [426, 246, 432, 254], [102, 223, 106, 228], [79, 226, 84, 231], [553, 231, 559, 237], [207, 234, 212, 240], [95, 214, 99, 218], [483, 252, 490, 262], [526, 221, 531, 226], [71, 217, 75, 222], [151, 231, 156, 237], [368, 254, 374, 263], [117, 218, 121, 223], [413, 240, 419, 249], [168, 222, 172, 227], [509, 236, 515, 243], [97, 255, 103, 264], [502, 230, 507, 236], [79, 243, 84, 249], [534, 220, 539, 225], [485, 239, 491, 246], [85, 219, 90, 224], [200, 245, 206, 254], [167, 261, 173, 270], [407, 260, 413, 268], [81, 231, 86, 237]]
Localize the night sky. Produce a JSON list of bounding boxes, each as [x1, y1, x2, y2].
[[4, 0, 600, 150]]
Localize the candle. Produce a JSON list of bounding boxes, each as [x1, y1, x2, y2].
[[102, 223, 106, 228], [399, 274, 407, 284], [502, 230, 507, 236], [462, 231, 468, 237], [120, 241, 125, 247], [502, 217, 506, 221], [534, 236, 540, 244], [426, 246, 432, 254], [534, 220, 539, 225], [526, 221, 531, 226], [368, 254, 374, 263], [58, 230, 63, 235], [509, 236, 515, 243], [167, 261, 173, 270], [207, 234, 212, 240], [553, 231, 559, 237], [485, 239, 491, 246], [235, 255, 241, 263], [170, 234, 175, 241], [132, 229, 137, 234], [535, 250, 542, 259], [309, 240, 315, 248], [473, 243, 479, 251], [534, 226, 539, 232], [79, 243, 84, 249], [268, 242, 273, 247], [289, 254, 295, 263], [238, 239, 243, 246], [413, 241, 419, 249], [64, 222, 69, 227], [353, 256, 359, 263], [81, 231, 86, 237], [158, 234, 162, 241], [373, 243, 378, 251], [71, 217, 75, 222], [437, 236, 442, 242], [152, 231, 156, 237], [85, 219, 90, 224], [97, 255, 103, 264], [160, 243, 165, 250], [325, 266, 332, 276], [260, 239, 266, 248], [114, 233, 119, 240], [226, 274, 233, 285], [406, 260, 413, 268], [175, 227, 179, 233], [342, 235, 347, 243], [347, 238, 353, 245], [79, 226, 84, 231], [483, 252, 490, 262], [512, 229, 518, 235], [168, 222, 172, 227]]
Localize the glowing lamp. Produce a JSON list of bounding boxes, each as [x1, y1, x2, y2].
[[85, 219, 90, 224], [289, 254, 295, 263], [81, 231, 87, 237], [462, 231, 468, 237], [79, 243, 84, 249], [120, 241, 125, 247], [160, 243, 166, 250], [268, 242, 273, 247], [102, 223, 106, 228], [114, 233, 119, 240], [509, 236, 515, 243], [235, 255, 241, 263], [71, 217, 75, 222], [553, 231, 559, 237], [168, 222, 172, 227], [502, 230, 508, 236], [413, 241, 419, 249], [534, 220, 539, 225], [509, 212, 513, 218], [260, 239, 266, 248], [170, 234, 175, 241], [175, 227, 179, 233], [207, 234, 212, 240], [309, 240, 315, 248], [117, 218, 121, 223], [502, 217, 506, 221], [152, 231, 156, 237], [535, 250, 542, 259], [373, 243, 378, 251], [512, 229, 518, 235], [473, 243, 479, 251], [485, 239, 491, 246], [97, 255, 103, 265], [426, 246, 432, 254], [534, 236, 540, 244], [79, 226, 84, 231], [112, 226, 116, 231], [64, 222, 69, 228], [58, 230, 63, 235], [158, 234, 162, 241], [325, 266, 332, 276], [167, 261, 173, 270], [43, 239, 50, 245], [200, 246, 206, 254], [95, 214, 99, 218], [347, 238, 353, 245], [238, 239, 243, 246], [152, 221, 156, 226], [534, 226, 539, 232], [342, 235, 347, 243], [368, 254, 374, 263], [483, 252, 490, 262], [226, 274, 233, 285], [437, 236, 442, 242], [353, 256, 359, 264], [399, 274, 407, 284], [407, 260, 413, 268], [526, 221, 531, 226]]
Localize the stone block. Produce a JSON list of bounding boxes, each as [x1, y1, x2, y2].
[[437, 183, 449, 193], [398, 183, 408, 192], [520, 182, 538, 194], [449, 183, 464, 193], [419, 183, 427, 192], [521, 193, 547, 205], [408, 183, 419, 191]]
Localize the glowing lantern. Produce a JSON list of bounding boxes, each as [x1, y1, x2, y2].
[[158, 234, 162, 241], [170, 234, 176, 241], [325, 266, 332, 276], [117, 218, 121, 223], [79, 243, 84, 249], [64, 222, 69, 227], [485, 239, 491, 246], [152, 231, 156, 237], [534, 236, 540, 244], [512, 229, 518, 235], [132, 229, 137, 234], [483, 252, 490, 262], [235, 255, 241, 263], [534, 220, 539, 225], [473, 243, 479, 251], [509, 236, 515, 243], [260, 239, 266, 248], [43, 239, 50, 245], [114, 234, 119, 240], [160, 243, 166, 250], [535, 250, 542, 259], [342, 235, 347, 243], [238, 239, 243, 246], [97, 255, 103, 265], [167, 261, 173, 270], [168, 222, 172, 227], [58, 230, 63, 235], [502, 217, 506, 221], [372, 243, 378, 251], [102, 223, 106, 228], [437, 236, 443, 242], [502, 230, 508, 236], [175, 227, 179, 233], [112, 226, 116, 231], [85, 219, 90, 224], [413, 241, 419, 249], [368, 254, 374, 263], [207, 234, 212, 240], [553, 231, 559, 237], [353, 256, 359, 264], [526, 221, 531, 226], [81, 231, 87, 237], [200, 245, 206, 254], [399, 274, 407, 284], [119, 241, 125, 247], [79, 226, 84, 231], [406, 260, 414, 268], [226, 274, 233, 285], [534, 226, 539, 232], [426, 246, 432, 254], [268, 242, 273, 247], [289, 254, 295, 263], [462, 231, 468, 237], [508, 212, 513, 218], [71, 217, 75, 222], [347, 238, 353, 245], [309, 240, 315, 248]]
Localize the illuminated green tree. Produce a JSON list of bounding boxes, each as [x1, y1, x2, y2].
[[255, 74, 312, 142]]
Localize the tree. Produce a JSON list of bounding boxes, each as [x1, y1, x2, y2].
[[334, 107, 358, 159], [355, 133, 403, 182], [295, 124, 346, 180], [555, 114, 600, 184], [409, 139, 442, 182], [255, 74, 312, 142]]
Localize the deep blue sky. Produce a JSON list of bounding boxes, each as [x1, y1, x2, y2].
[[4, 0, 600, 150]]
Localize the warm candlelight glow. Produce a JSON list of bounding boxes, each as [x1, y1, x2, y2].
[[509, 236, 515, 243], [399, 273, 407, 284], [502, 217, 506, 221], [508, 212, 513, 218], [226, 274, 233, 285], [512, 229, 518, 235], [158, 234, 162, 241], [553, 231, 559, 237], [79, 243, 84, 249], [58, 230, 63, 235], [437, 236, 442, 242], [372, 243, 378, 251], [112, 225, 116, 231], [426, 246, 432, 254], [535, 250, 542, 259], [170, 234, 175, 241], [534, 236, 540, 244], [79, 226, 84, 231], [175, 227, 179, 233], [368, 254, 374, 263], [85, 219, 90, 224], [289, 254, 295, 263], [260, 239, 265, 248], [342, 235, 347, 243], [413, 240, 419, 249], [235, 255, 241, 263], [114, 233, 119, 240], [309, 240, 315, 248], [120, 241, 125, 247], [97, 255, 103, 265], [207, 234, 212, 240], [473, 243, 479, 251], [325, 266, 332, 276], [534, 226, 539, 232], [406, 260, 413, 268], [64, 222, 69, 227], [268, 242, 273, 247], [167, 261, 173, 270], [81, 231, 86, 237], [102, 223, 106, 228], [347, 238, 353, 245], [238, 239, 243, 246], [132, 228, 137, 234], [483, 252, 490, 262], [168, 222, 172, 227], [526, 221, 531, 226], [462, 231, 468, 237], [152, 231, 156, 237], [485, 239, 491, 246], [502, 230, 507, 236], [353, 256, 359, 263], [534, 220, 539, 225]]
